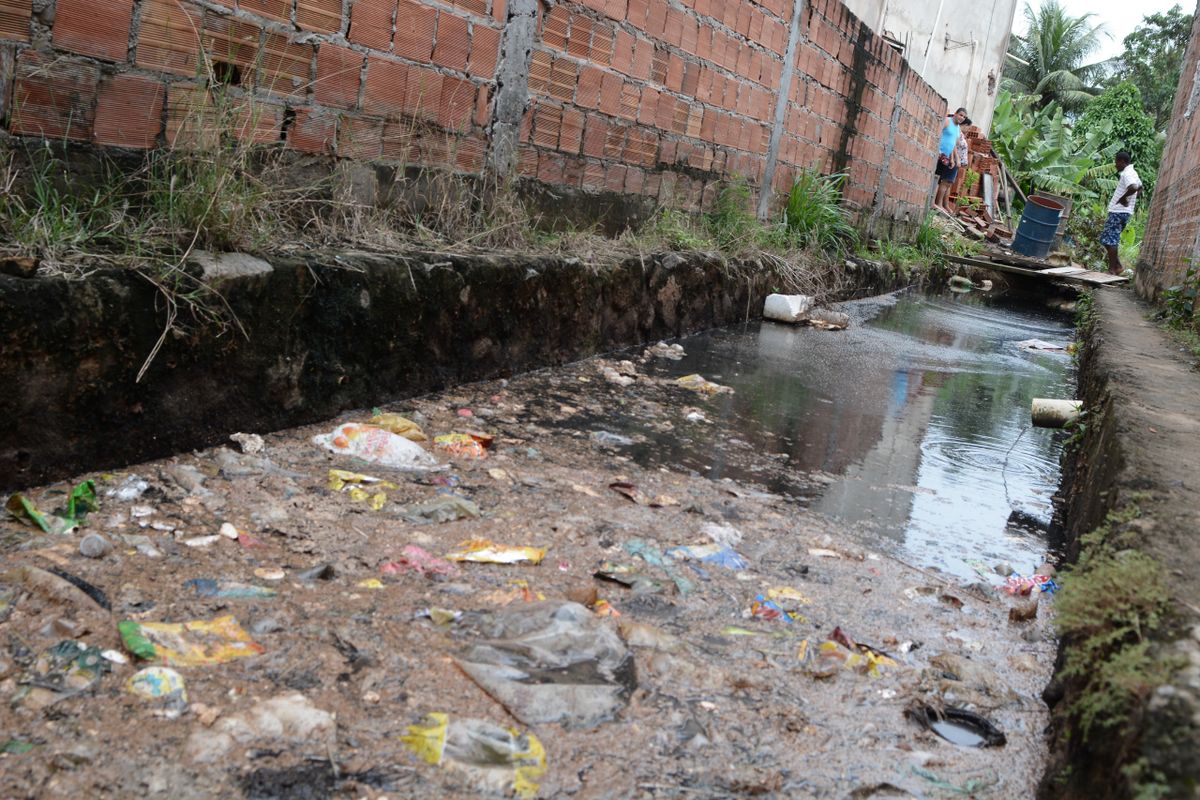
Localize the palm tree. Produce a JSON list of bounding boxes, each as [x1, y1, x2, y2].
[[1004, 1, 1111, 112]]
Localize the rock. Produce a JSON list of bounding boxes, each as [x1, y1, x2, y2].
[[229, 433, 265, 454], [189, 251, 274, 282], [78, 534, 113, 559]]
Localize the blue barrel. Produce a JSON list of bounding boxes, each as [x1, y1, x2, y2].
[[1011, 196, 1063, 259]]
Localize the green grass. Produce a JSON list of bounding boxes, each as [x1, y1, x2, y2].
[[779, 169, 858, 255]]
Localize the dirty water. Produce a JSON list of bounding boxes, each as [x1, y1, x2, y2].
[[0, 290, 1066, 799]]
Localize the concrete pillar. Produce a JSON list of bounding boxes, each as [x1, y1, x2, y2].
[[487, 0, 538, 175], [757, 0, 806, 220]]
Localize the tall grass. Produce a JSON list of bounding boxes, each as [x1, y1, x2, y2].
[[780, 170, 858, 254]]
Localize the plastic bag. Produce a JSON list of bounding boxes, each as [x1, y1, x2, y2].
[[445, 539, 546, 565], [403, 494, 481, 524], [667, 543, 748, 570], [455, 601, 634, 728], [675, 374, 733, 395], [400, 712, 546, 798], [382, 545, 457, 577], [433, 433, 491, 459], [312, 424, 441, 471], [6, 480, 97, 535], [119, 615, 265, 666], [367, 412, 427, 441]]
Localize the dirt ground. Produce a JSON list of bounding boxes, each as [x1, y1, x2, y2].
[[0, 345, 1055, 799]]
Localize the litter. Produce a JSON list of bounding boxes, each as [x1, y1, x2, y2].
[[6, 480, 98, 535], [78, 533, 113, 559], [382, 545, 457, 577], [403, 494, 482, 524], [297, 564, 336, 582], [356, 578, 385, 589], [254, 567, 285, 581], [1002, 574, 1058, 596], [907, 705, 1007, 748], [12, 640, 110, 710], [104, 475, 149, 502], [624, 539, 693, 595], [674, 374, 733, 395], [762, 293, 815, 323], [312, 423, 441, 470], [700, 522, 743, 547], [400, 713, 546, 799], [433, 432, 492, 459], [807, 627, 898, 678], [455, 601, 635, 727], [1015, 339, 1067, 352], [367, 412, 427, 441], [609, 482, 648, 503], [445, 539, 546, 565], [2, 740, 36, 754], [218, 522, 241, 540], [416, 607, 462, 625], [766, 586, 812, 605], [185, 693, 335, 762], [229, 432, 265, 454], [643, 342, 686, 360], [183, 535, 221, 548], [185, 579, 278, 600], [572, 484, 602, 498], [9, 564, 110, 611], [591, 430, 635, 447], [327, 470, 396, 511], [119, 615, 265, 666], [749, 595, 802, 623], [593, 562, 664, 594], [214, 448, 305, 479], [126, 666, 188, 716], [667, 543, 749, 571]]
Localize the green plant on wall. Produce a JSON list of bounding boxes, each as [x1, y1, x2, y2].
[[779, 169, 858, 255]]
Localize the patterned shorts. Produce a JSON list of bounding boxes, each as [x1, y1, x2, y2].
[[1100, 212, 1131, 246]]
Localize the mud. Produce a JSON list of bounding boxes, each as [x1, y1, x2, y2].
[[1, 299, 1057, 799]]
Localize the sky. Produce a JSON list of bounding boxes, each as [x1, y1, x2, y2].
[[1013, 0, 1188, 63]]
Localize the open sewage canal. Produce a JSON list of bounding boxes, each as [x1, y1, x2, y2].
[[1, 289, 1073, 798]]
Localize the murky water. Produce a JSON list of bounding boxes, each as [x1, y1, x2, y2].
[[555, 291, 1075, 580]]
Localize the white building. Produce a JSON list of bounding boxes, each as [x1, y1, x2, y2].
[[840, 0, 1019, 133]]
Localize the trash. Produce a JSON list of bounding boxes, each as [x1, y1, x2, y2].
[[805, 308, 851, 330], [808, 547, 843, 559], [684, 410, 709, 423], [618, 620, 680, 651], [675, 374, 733, 395], [948, 275, 975, 291], [457, 408, 474, 417], [400, 713, 547, 799], [572, 484, 602, 498], [599, 364, 635, 386], [624, 539, 693, 595], [183, 535, 221, 548], [356, 578, 384, 589], [643, 342, 686, 360], [382, 545, 457, 578], [591, 430, 635, 447], [487, 468, 509, 481], [416, 607, 462, 625], [78, 533, 113, 559], [593, 562, 663, 593], [445, 539, 546, 565], [906, 705, 1007, 748], [366, 412, 427, 441], [591, 598, 620, 617], [119, 615, 265, 666], [609, 482, 648, 503], [185, 693, 335, 762], [6, 480, 97, 535], [312, 424, 441, 471], [126, 666, 188, 716], [808, 627, 898, 678], [649, 494, 680, 507], [254, 568, 285, 581], [104, 475, 149, 502], [911, 767, 1000, 794], [700, 522, 743, 547], [297, 564, 336, 582], [1015, 339, 1067, 352], [218, 522, 241, 540], [433, 432, 492, 460], [229, 432, 265, 454], [1031, 398, 1082, 428], [1008, 587, 1041, 623], [186, 579, 278, 600], [763, 293, 815, 323], [12, 640, 110, 710], [214, 448, 305, 479], [8, 565, 110, 611], [455, 601, 635, 727], [667, 543, 749, 571], [749, 595, 802, 623], [765, 586, 812, 606], [101, 649, 128, 664], [1002, 574, 1058, 596], [403, 494, 482, 524], [164, 464, 207, 494]]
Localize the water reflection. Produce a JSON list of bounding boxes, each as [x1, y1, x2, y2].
[[615, 291, 1074, 579]]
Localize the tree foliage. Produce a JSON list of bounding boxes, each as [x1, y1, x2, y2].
[[1074, 82, 1160, 191], [1109, 5, 1194, 130], [1004, 0, 1111, 112]]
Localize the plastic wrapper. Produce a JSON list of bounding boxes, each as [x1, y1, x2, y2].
[[666, 543, 748, 570], [6, 480, 97, 535], [403, 494, 481, 524], [674, 374, 734, 395], [445, 539, 546, 565], [454, 601, 635, 728], [367, 412, 427, 441], [12, 640, 110, 710], [119, 615, 265, 666], [433, 433, 492, 459], [312, 424, 441, 471], [126, 666, 188, 702], [185, 579, 278, 600], [328, 469, 396, 510], [400, 712, 546, 798], [382, 544, 458, 577]]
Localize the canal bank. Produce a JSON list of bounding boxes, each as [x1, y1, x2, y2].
[[1043, 289, 1200, 798]]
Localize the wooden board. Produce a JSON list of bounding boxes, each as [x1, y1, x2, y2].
[[944, 254, 1129, 287]]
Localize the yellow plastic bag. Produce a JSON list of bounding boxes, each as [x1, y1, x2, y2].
[[367, 413, 427, 442], [445, 539, 546, 565], [328, 469, 394, 510], [400, 712, 546, 799], [118, 615, 265, 666]]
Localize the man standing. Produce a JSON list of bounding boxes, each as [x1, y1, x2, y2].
[[1101, 151, 1141, 275]]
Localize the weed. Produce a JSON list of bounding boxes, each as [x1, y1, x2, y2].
[[641, 207, 714, 251], [705, 179, 757, 251], [780, 169, 858, 255], [1159, 261, 1199, 332]]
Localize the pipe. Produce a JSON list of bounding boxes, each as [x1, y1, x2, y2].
[[1031, 399, 1082, 428]]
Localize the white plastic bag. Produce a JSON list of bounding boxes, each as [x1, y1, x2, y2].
[[312, 423, 441, 470]]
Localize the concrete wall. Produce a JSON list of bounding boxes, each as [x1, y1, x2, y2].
[[839, 0, 1015, 133], [1137, 7, 1200, 300], [0, 0, 945, 225]]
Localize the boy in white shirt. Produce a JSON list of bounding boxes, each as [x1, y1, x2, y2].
[[1100, 151, 1141, 275]]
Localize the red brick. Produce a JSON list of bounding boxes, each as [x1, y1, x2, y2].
[[618, 81, 639, 120], [165, 84, 219, 149], [583, 158, 606, 189], [543, 5, 568, 50], [54, 0, 132, 61], [517, 144, 538, 176], [364, 55, 409, 117], [624, 166, 643, 193], [547, 57, 575, 102], [575, 65, 602, 109], [433, 12, 469, 70], [560, 106, 583, 153], [349, 0, 396, 50], [288, 107, 336, 152], [469, 25, 500, 78], [10, 52, 98, 141], [598, 71, 621, 115], [582, 115, 605, 157], [603, 124, 624, 158], [234, 99, 283, 143], [567, 16, 592, 58], [394, 0, 436, 61], [605, 0, 627, 21], [0, 0, 30, 42], [136, 0, 203, 76], [239, 0, 291, 22], [626, 0, 648, 28], [528, 49, 552, 95], [261, 33, 313, 99], [93, 73, 163, 148], [381, 120, 414, 161], [474, 83, 491, 126], [203, 13, 260, 80], [404, 65, 442, 120], [533, 103, 560, 147], [492, 0, 507, 24], [298, 0, 343, 33], [447, 0, 486, 15], [605, 162, 627, 191], [315, 43, 362, 109], [645, 0, 667, 37], [631, 36, 653, 80], [537, 151, 565, 184], [591, 22, 614, 65], [613, 29, 634, 73], [637, 86, 658, 125], [456, 135, 486, 172], [438, 74, 475, 130], [338, 114, 384, 159]]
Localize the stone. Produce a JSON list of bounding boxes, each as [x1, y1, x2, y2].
[[79, 533, 113, 559], [189, 251, 274, 282]]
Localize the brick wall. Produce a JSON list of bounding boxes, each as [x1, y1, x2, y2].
[[0, 0, 944, 224]]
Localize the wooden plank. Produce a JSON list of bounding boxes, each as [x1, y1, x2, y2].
[[943, 254, 1129, 287]]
